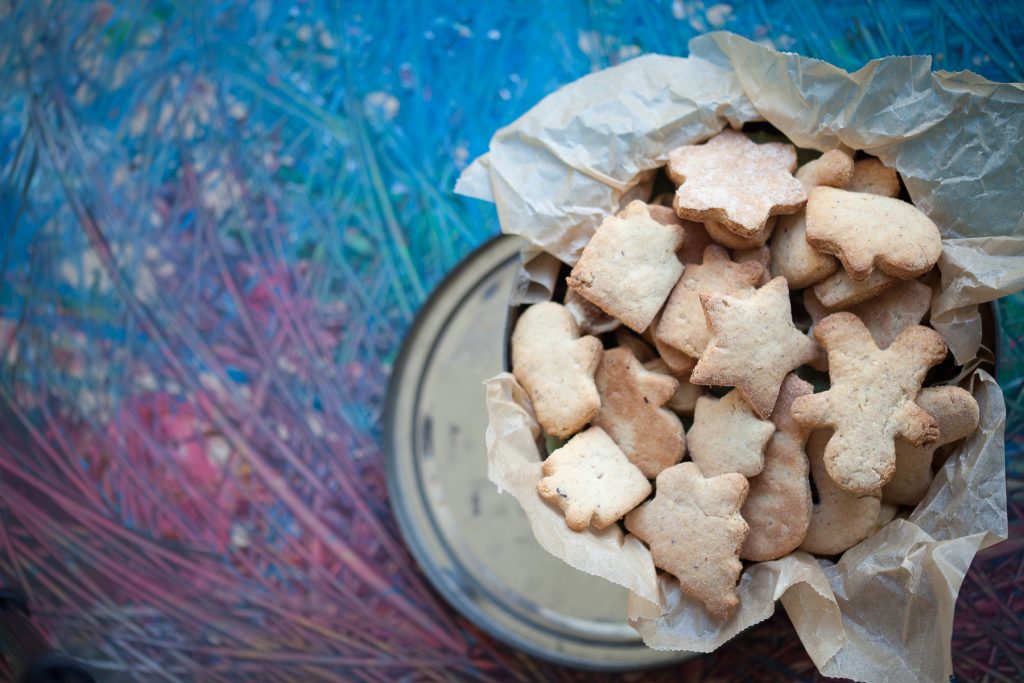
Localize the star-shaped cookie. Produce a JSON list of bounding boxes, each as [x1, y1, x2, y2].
[[667, 128, 806, 237], [687, 390, 773, 477], [625, 462, 749, 620], [790, 312, 948, 493], [655, 244, 763, 360], [690, 276, 819, 419]]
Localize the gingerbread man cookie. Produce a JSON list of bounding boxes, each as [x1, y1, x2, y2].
[[790, 312, 948, 493]]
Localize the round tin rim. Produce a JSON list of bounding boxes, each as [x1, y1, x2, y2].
[[383, 234, 693, 671]]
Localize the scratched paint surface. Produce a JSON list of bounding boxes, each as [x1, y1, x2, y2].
[[0, 2, 1021, 681]]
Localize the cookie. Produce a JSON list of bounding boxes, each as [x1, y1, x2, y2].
[[564, 288, 620, 335], [882, 386, 979, 506], [654, 335, 696, 373], [873, 503, 901, 533], [847, 279, 933, 348], [647, 204, 715, 265], [733, 245, 772, 286], [593, 348, 686, 478], [797, 149, 855, 190], [655, 244, 763, 359], [705, 217, 776, 249], [511, 302, 602, 438], [688, 390, 774, 477], [691, 276, 820, 419], [567, 200, 685, 332], [806, 279, 932, 350], [799, 429, 881, 556], [643, 359, 703, 415], [643, 314, 696, 373], [740, 374, 815, 561], [805, 187, 942, 282], [615, 328, 657, 364], [846, 157, 901, 197], [813, 268, 896, 309], [667, 128, 806, 237], [537, 427, 652, 531], [801, 289, 831, 372], [790, 312, 948, 493], [769, 150, 854, 288], [625, 462, 749, 619]]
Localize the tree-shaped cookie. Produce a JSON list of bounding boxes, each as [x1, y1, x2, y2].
[[740, 374, 815, 561], [511, 302, 602, 438], [800, 429, 881, 556], [805, 187, 942, 282], [690, 276, 819, 419], [567, 200, 685, 332], [688, 390, 773, 477], [655, 244, 763, 359], [790, 312, 948, 493], [883, 386, 979, 506], [625, 462, 749, 619], [667, 128, 806, 237], [537, 427, 652, 531], [593, 348, 686, 479]]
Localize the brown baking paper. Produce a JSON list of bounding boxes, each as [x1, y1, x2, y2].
[[462, 31, 1022, 682]]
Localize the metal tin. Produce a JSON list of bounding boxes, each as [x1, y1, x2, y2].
[[384, 235, 692, 671], [385, 233, 1001, 670]]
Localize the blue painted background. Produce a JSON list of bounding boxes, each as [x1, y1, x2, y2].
[[0, 1, 1021, 681]]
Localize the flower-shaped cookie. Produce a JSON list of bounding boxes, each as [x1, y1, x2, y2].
[[667, 128, 806, 237]]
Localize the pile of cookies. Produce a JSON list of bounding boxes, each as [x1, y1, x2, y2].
[[511, 128, 980, 621]]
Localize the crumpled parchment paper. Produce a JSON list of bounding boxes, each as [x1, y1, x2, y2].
[[461, 31, 1023, 683]]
